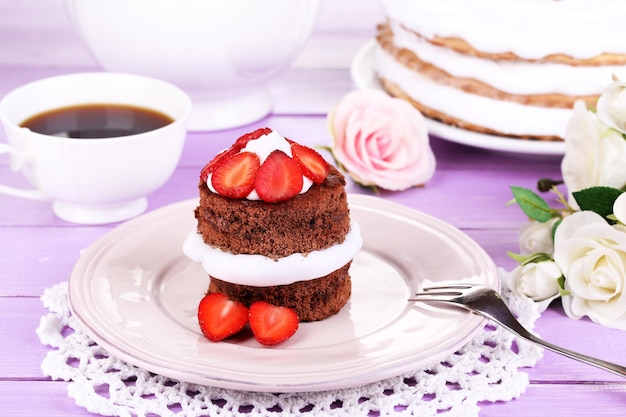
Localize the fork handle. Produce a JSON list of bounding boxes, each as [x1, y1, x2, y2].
[[524, 333, 626, 378], [474, 307, 626, 378]]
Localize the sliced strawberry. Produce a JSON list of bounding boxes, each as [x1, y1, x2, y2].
[[248, 301, 299, 346], [198, 293, 249, 342], [233, 127, 272, 150], [254, 150, 303, 203], [200, 148, 234, 182], [199, 128, 271, 182], [211, 151, 260, 198], [291, 143, 330, 184]]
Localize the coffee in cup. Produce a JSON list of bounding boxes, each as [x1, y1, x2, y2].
[[0, 72, 191, 224]]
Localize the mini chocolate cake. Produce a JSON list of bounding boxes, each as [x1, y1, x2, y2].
[[186, 128, 362, 322]]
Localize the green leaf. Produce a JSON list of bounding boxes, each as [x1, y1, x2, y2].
[[551, 218, 562, 241], [507, 251, 553, 265], [507, 251, 528, 264], [557, 275, 570, 296], [510, 186, 552, 222], [572, 186, 623, 222]]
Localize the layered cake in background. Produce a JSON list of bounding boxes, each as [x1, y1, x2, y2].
[[374, 0, 626, 141], [184, 128, 362, 323]]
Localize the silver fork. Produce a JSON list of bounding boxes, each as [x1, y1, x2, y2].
[[409, 283, 626, 378]]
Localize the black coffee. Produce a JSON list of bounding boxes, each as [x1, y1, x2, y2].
[[20, 103, 174, 138]]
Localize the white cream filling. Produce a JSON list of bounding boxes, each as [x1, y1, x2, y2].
[[183, 220, 363, 287], [375, 45, 573, 137], [390, 21, 625, 97], [382, 0, 626, 59]]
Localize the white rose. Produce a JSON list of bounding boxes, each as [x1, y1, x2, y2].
[[507, 262, 561, 312], [561, 100, 626, 209], [518, 218, 558, 256], [553, 211, 626, 330], [596, 79, 626, 134], [613, 192, 626, 225]]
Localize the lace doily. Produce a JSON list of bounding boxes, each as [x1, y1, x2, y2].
[[37, 269, 543, 417]]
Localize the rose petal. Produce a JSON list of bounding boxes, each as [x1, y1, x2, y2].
[[613, 193, 626, 225]]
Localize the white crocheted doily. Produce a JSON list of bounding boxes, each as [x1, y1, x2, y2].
[[37, 269, 543, 417]]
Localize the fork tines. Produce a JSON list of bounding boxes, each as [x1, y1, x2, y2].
[[409, 283, 486, 301]]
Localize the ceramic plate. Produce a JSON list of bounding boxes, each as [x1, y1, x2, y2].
[[68, 194, 498, 392], [351, 40, 566, 157]]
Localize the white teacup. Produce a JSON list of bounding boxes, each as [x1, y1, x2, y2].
[[0, 72, 191, 224]]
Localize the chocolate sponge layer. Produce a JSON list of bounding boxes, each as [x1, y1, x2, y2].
[[208, 262, 352, 322], [195, 166, 350, 259]]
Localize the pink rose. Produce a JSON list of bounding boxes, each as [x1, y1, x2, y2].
[[328, 89, 436, 191]]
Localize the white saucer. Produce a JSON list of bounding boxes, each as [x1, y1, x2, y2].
[[351, 40, 567, 157], [68, 194, 498, 392]]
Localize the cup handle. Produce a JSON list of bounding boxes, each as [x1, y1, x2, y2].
[[0, 143, 49, 201]]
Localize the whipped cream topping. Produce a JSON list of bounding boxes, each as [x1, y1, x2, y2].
[[375, 46, 573, 137], [206, 130, 313, 200], [382, 0, 626, 59], [389, 21, 625, 97], [183, 221, 363, 287]]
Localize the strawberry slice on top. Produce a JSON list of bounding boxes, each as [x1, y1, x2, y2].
[[255, 150, 303, 203], [198, 293, 249, 342], [200, 148, 233, 182], [211, 151, 260, 199], [200, 128, 271, 182], [290, 143, 330, 184], [249, 301, 299, 346], [233, 127, 272, 150]]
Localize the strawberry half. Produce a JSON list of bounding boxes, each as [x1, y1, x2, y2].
[[198, 293, 249, 342], [233, 127, 272, 150], [200, 148, 234, 182], [199, 128, 271, 182], [255, 150, 303, 203], [211, 151, 260, 199], [248, 301, 299, 346], [291, 143, 330, 184]]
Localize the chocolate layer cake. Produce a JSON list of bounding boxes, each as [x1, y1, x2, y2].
[[185, 128, 362, 322]]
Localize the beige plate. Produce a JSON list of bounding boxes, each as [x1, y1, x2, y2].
[[68, 194, 498, 392]]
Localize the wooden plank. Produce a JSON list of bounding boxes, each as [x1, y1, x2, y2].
[[0, 380, 624, 416], [480, 383, 626, 417], [0, 297, 53, 379]]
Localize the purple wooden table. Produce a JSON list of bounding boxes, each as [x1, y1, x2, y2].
[[1, 1, 625, 415]]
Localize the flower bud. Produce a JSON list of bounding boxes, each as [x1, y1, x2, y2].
[[507, 261, 561, 312]]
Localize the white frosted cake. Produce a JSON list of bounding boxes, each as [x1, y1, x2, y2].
[[375, 0, 626, 140]]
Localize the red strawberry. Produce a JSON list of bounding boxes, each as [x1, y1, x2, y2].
[[198, 293, 249, 342], [291, 143, 330, 184], [200, 148, 234, 182], [211, 151, 260, 198], [233, 127, 272, 149], [248, 301, 299, 346], [199, 128, 271, 182], [255, 150, 303, 202]]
